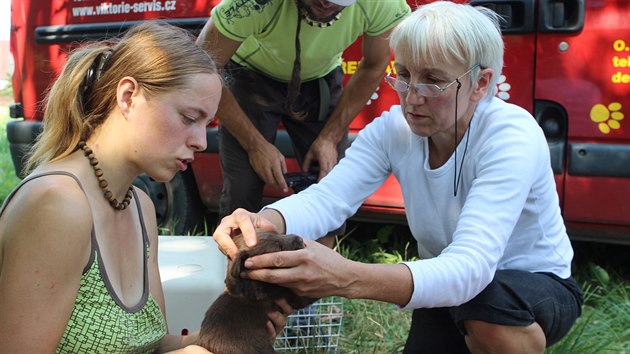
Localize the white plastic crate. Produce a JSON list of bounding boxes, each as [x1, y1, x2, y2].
[[158, 235, 227, 335]]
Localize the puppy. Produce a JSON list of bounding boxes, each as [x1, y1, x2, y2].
[[196, 230, 317, 354]]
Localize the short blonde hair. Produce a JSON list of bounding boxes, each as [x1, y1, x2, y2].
[[389, 1, 504, 99]]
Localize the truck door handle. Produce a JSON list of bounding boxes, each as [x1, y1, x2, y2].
[[470, 0, 535, 34], [539, 0, 585, 33]]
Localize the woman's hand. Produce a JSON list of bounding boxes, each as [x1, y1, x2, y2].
[[265, 298, 293, 343], [212, 208, 278, 259], [244, 239, 353, 299]]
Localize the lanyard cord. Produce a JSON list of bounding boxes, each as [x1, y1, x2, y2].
[[453, 81, 473, 197]]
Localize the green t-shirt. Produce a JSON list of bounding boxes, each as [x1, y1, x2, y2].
[[211, 0, 411, 82]]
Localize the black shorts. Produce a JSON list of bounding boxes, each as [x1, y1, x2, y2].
[[403, 270, 584, 353]]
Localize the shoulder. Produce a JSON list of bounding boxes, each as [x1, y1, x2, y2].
[[0, 173, 93, 275], [213, 0, 281, 15], [211, 0, 283, 32], [356, 105, 414, 151], [474, 98, 550, 164], [355, 0, 410, 14], [477, 98, 543, 138], [352, 0, 411, 35], [2, 173, 92, 230]]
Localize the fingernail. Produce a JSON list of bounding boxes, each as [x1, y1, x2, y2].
[[244, 260, 253, 268]]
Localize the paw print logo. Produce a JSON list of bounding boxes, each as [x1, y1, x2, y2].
[[590, 102, 624, 134], [495, 75, 511, 101], [366, 86, 380, 106]]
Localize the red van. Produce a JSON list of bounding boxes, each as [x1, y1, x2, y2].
[[7, 0, 630, 243]]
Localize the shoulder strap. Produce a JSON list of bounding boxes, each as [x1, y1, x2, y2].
[[130, 187, 152, 304], [131, 188, 150, 247]]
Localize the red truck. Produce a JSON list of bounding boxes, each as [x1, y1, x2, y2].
[[7, 0, 630, 243]]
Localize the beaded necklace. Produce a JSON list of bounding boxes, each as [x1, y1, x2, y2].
[[79, 141, 133, 210], [300, 8, 341, 28]]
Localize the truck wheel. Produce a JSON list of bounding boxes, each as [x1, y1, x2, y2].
[[133, 169, 207, 235]]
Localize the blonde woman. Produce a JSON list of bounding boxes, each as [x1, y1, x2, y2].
[[0, 21, 237, 353]]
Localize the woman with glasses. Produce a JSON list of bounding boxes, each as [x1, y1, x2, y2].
[[213, 2, 583, 353]]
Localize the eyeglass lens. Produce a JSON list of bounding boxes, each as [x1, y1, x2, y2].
[[385, 75, 443, 97], [385, 65, 480, 97]]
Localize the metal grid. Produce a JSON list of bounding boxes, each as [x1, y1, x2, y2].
[[274, 297, 343, 353]]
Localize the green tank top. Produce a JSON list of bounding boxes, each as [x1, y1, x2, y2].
[[55, 237, 167, 353], [0, 171, 167, 353]]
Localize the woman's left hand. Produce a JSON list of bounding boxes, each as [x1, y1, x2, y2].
[[243, 239, 353, 299]]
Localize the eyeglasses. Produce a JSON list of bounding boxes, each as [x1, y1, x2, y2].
[[384, 64, 481, 97]]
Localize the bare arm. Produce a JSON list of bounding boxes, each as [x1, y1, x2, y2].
[[196, 19, 289, 192], [0, 177, 93, 352], [303, 29, 394, 180]]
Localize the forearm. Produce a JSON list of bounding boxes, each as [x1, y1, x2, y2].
[[343, 261, 413, 306], [216, 87, 267, 152], [195, 18, 264, 153], [319, 62, 386, 143], [259, 208, 287, 234]]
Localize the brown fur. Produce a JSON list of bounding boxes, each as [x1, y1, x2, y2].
[[196, 230, 317, 354]]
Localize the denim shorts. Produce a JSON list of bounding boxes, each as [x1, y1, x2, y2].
[[403, 270, 584, 353]]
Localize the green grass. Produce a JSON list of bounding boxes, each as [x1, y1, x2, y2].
[[0, 101, 21, 204]]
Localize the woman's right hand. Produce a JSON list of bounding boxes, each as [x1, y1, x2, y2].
[[212, 208, 278, 259]]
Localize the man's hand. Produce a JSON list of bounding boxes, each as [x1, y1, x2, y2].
[[248, 141, 289, 193], [302, 136, 339, 181]]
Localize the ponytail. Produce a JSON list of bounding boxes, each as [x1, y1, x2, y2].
[[25, 43, 114, 174]]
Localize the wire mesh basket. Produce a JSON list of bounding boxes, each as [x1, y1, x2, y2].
[[274, 296, 344, 353]]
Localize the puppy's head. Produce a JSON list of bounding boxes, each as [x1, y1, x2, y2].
[[225, 229, 305, 304]]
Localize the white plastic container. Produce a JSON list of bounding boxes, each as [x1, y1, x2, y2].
[[158, 235, 227, 335]]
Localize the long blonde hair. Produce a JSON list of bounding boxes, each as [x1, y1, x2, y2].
[[25, 21, 219, 174]]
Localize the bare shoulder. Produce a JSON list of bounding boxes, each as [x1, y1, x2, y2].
[[0, 173, 93, 255]]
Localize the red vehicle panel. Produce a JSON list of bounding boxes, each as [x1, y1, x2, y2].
[[7, 0, 630, 243]]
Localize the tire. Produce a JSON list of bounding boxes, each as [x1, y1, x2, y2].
[[133, 168, 207, 235]]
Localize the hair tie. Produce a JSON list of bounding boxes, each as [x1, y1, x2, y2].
[[95, 50, 113, 82], [81, 49, 113, 112]]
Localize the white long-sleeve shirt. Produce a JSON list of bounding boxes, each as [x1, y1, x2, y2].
[[267, 97, 574, 309]]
